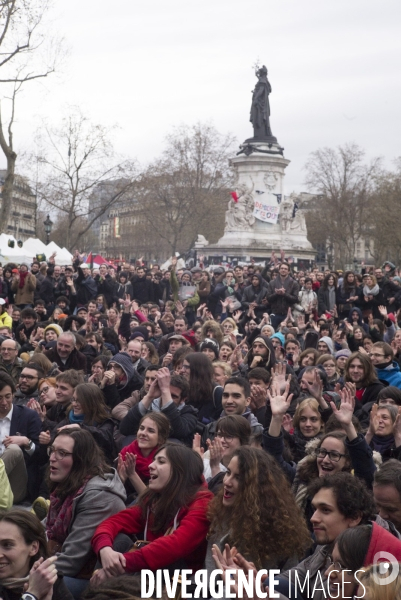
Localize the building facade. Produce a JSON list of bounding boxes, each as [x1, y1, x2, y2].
[[0, 171, 37, 241]]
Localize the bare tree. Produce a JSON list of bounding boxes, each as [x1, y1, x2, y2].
[[304, 143, 381, 269], [34, 107, 138, 250], [368, 159, 401, 264], [0, 0, 64, 231], [133, 122, 235, 256]]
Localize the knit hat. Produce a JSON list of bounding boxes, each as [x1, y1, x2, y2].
[[44, 324, 63, 338], [130, 326, 149, 341], [108, 352, 134, 388], [270, 332, 285, 346], [199, 337, 219, 358], [335, 349, 352, 359]]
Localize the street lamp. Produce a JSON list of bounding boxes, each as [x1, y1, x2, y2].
[[44, 215, 53, 245]]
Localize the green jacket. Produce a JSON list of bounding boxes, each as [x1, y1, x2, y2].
[[170, 269, 200, 310], [0, 459, 13, 510]]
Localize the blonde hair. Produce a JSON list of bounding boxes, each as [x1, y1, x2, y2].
[[359, 564, 401, 600], [293, 398, 323, 431], [213, 361, 232, 377]]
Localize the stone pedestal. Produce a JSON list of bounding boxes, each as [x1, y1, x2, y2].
[[197, 141, 315, 266]]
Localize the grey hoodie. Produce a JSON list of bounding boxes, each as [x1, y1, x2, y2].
[[52, 468, 127, 577]]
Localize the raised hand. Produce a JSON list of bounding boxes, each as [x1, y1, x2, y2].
[[267, 379, 293, 418], [207, 437, 224, 470], [117, 454, 127, 483], [330, 386, 354, 426], [378, 305, 388, 319], [124, 452, 137, 479], [303, 368, 323, 400], [271, 362, 287, 393], [192, 433, 204, 458]]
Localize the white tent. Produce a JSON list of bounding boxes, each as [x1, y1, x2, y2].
[[0, 236, 73, 265], [0, 234, 35, 264]]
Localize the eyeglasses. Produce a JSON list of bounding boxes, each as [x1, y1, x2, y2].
[[315, 448, 346, 462], [216, 433, 234, 442], [325, 556, 345, 571], [369, 353, 386, 358], [181, 364, 190, 371], [47, 446, 73, 460], [39, 387, 50, 396], [20, 374, 38, 381]]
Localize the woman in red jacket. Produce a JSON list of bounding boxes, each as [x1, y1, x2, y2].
[[91, 443, 213, 584]]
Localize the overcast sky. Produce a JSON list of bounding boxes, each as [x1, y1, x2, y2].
[[10, 0, 401, 193]]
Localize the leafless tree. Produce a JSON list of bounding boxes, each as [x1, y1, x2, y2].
[[304, 143, 381, 269], [34, 107, 139, 250], [0, 0, 64, 231], [132, 122, 235, 256]]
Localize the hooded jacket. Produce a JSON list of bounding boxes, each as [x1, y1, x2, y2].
[[376, 360, 401, 388], [347, 306, 369, 333], [243, 333, 276, 372], [104, 351, 143, 402], [319, 336, 334, 355], [241, 274, 269, 310], [51, 469, 126, 578]]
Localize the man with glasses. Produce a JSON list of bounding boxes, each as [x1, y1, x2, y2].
[[0, 338, 24, 384], [13, 364, 44, 406], [370, 341, 401, 388]]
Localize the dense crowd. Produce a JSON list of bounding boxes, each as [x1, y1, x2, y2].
[[0, 253, 401, 600]]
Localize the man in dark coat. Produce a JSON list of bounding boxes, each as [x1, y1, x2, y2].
[[44, 332, 87, 373], [266, 262, 299, 329]]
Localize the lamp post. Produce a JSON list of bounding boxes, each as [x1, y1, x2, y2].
[[44, 215, 53, 245]]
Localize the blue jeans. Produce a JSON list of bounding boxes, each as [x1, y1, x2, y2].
[[270, 313, 287, 331], [63, 576, 90, 599]]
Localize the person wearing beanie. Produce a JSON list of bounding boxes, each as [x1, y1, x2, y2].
[[200, 338, 219, 361], [317, 335, 334, 355], [102, 351, 144, 407], [129, 326, 149, 342], [335, 348, 352, 376], [38, 323, 64, 352]]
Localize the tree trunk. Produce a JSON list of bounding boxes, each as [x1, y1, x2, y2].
[[0, 152, 16, 234]]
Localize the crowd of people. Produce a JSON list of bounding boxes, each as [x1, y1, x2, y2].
[[0, 253, 401, 599]]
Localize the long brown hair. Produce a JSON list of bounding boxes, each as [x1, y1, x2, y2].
[[208, 447, 311, 567], [139, 443, 207, 532], [73, 383, 111, 425], [48, 429, 112, 501], [0, 509, 48, 568], [344, 352, 379, 387]]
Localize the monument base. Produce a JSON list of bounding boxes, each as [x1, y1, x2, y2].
[[195, 141, 315, 268]]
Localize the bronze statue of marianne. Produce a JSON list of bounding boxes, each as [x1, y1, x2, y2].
[[249, 65, 276, 142]]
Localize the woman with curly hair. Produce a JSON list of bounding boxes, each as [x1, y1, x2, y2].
[[206, 446, 311, 573]]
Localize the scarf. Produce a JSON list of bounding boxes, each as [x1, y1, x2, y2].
[[47, 477, 90, 545], [120, 439, 159, 481], [363, 283, 380, 296], [1, 575, 30, 590], [371, 433, 394, 455], [18, 271, 29, 289], [68, 409, 84, 424]]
